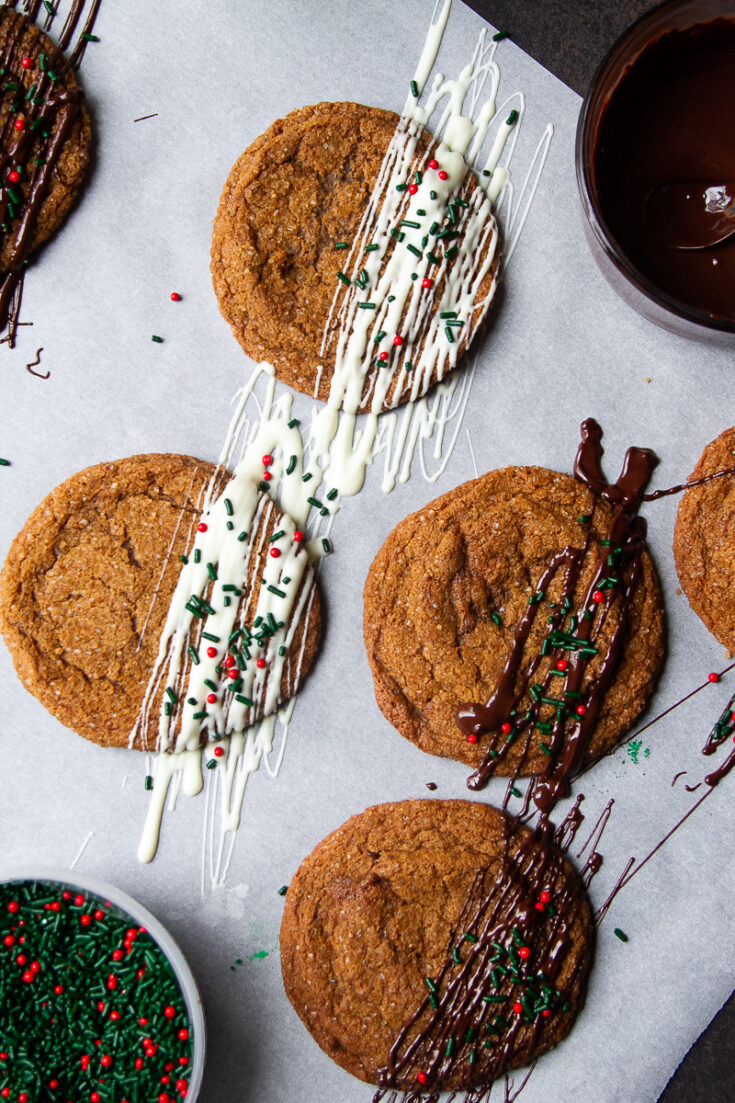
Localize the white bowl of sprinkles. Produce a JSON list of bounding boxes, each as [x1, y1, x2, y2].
[[0, 867, 205, 1103]]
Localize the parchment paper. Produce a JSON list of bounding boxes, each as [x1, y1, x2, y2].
[[1, 2, 734, 1101]]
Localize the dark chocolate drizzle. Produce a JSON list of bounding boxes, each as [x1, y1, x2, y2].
[[458, 419, 658, 814], [0, 1, 101, 346], [373, 806, 591, 1102]]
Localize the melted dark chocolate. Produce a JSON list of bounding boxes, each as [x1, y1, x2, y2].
[[593, 19, 735, 322]]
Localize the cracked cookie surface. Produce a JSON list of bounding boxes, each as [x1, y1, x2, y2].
[[674, 426, 735, 652], [280, 799, 593, 1089], [363, 466, 664, 773], [210, 101, 499, 412], [0, 453, 321, 748]]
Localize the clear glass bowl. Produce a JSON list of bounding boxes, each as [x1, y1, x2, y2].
[[0, 866, 206, 1101], [576, 0, 735, 344]]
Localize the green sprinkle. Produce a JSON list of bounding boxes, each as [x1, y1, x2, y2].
[[578, 513, 592, 522], [396, 182, 408, 191], [357, 301, 376, 309], [235, 694, 254, 707], [267, 585, 286, 598], [430, 189, 437, 200], [82, 32, 100, 41], [483, 995, 505, 1003], [365, 243, 379, 252], [400, 219, 421, 229], [0, 458, 10, 466], [445, 246, 459, 260], [302, 472, 313, 482], [373, 330, 387, 344], [614, 928, 629, 942], [506, 108, 519, 126], [237, 531, 248, 542], [288, 418, 300, 428], [426, 251, 440, 265], [334, 242, 348, 250], [226, 521, 234, 530], [187, 646, 200, 666], [192, 710, 207, 720], [464, 932, 478, 943], [452, 946, 462, 964], [284, 455, 297, 476], [205, 759, 217, 770], [445, 326, 455, 343], [207, 562, 217, 581], [321, 538, 332, 555], [410, 79, 419, 98], [425, 977, 437, 993], [440, 311, 458, 319], [490, 612, 502, 626], [390, 229, 405, 242], [326, 488, 338, 501], [510, 786, 522, 798], [307, 496, 323, 510], [269, 530, 285, 543], [539, 742, 553, 757], [407, 243, 423, 258], [493, 29, 509, 40], [151, 334, 164, 343], [277, 885, 288, 896], [165, 687, 178, 705], [445, 1037, 455, 1057], [144, 775, 153, 790], [337, 271, 350, 286], [164, 702, 172, 716], [194, 549, 201, 563]]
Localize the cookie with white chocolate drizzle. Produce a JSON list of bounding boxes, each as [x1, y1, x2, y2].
[[0, 453, 322, 749], [211, 100, 500, 415]]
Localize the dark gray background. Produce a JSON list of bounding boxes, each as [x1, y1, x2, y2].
[[461, 2, 735, 1100]]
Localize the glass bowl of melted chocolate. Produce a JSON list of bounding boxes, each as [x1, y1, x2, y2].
[[577, 0, 735, 342]]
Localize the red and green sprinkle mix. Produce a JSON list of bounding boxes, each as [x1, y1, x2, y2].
[[0, 880, 194, 1101]]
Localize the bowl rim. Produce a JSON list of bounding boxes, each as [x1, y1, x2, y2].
[[575, 0, 735, 335], [0, 865, 206, 1101]]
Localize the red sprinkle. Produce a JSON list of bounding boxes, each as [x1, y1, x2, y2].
[[513, 1002, 523, 1014], [262, 471, 272, 481], [107, 974, 117, 990], [539, 890, 551, 904], [416, 1072, 428, 1085], [256, 657, 266, 669], [197, 522, 208, 533], [519, 946, 531, 960], [135, 1058, 144, 1071], [16, 954, 27, 965], [54, 984, 63, 995], [467, 733, 478, 744], [575, 704, 587, 717], [110, 1011, 121, 1021], [206, 693, 217, 704], [91, 1093, 101, 1102], [262, 455, 273, 467], [393, 335, 404, 346], [437, 170, 448, 180], [13, 119, 25, 131], [74, 895, 85, 907], [293, 531, 304, 543], [8, 170, 20, 183], [427, 158, 438, 169], [378, 351, 389, 362], [0, 1090, 8, 1099], [708, 672, 720, 683], [592, 590, 604, 603], [269, 547, 281, 558], [501, 722, 513, 734], [408, 183, 419, 194], [555, 659, 569, 672], [21, 57, 33, 69], [2, 936, 14, 947], [7, 901, 19, 914], [80, 914, 92, 927], [22, 971, 34, 983], [422, 277, 433, 288], [214, 746, 224, 757], [94, 909, 104, 920], [170, 292, 181, 301], [542, 1008, 552, 1018], [224, 654, 236, 668], [206, 646, 217, 658], [100, 1055, 113, 1068], [48, 1082, 59, 1092], [226, 668, 240, 680], [177, 1029, 189, 1041], [534, 902, 545, 911]]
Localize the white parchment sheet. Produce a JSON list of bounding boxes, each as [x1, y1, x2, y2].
[[1, 2, 734, 1101]]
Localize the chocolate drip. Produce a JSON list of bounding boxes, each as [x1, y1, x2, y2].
[[458, 419, 658, 813]]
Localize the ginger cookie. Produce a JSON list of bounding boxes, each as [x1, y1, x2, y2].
[[673, 426, 735, 652], [0, 9, 92, 280], [211, 101, 500, 414], [364, 453, 664, 784], [280, 799, 594, 1091], [0, 454, 321, 750]]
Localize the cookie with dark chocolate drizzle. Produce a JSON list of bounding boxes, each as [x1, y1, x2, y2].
[[363, 421, 665, 792], [280, 800, 593, 1097], [0, 5, 95, 346], [458, 419, 662, 813]]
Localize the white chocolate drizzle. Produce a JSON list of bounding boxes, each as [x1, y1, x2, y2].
[[136, 0, 554, 872]]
